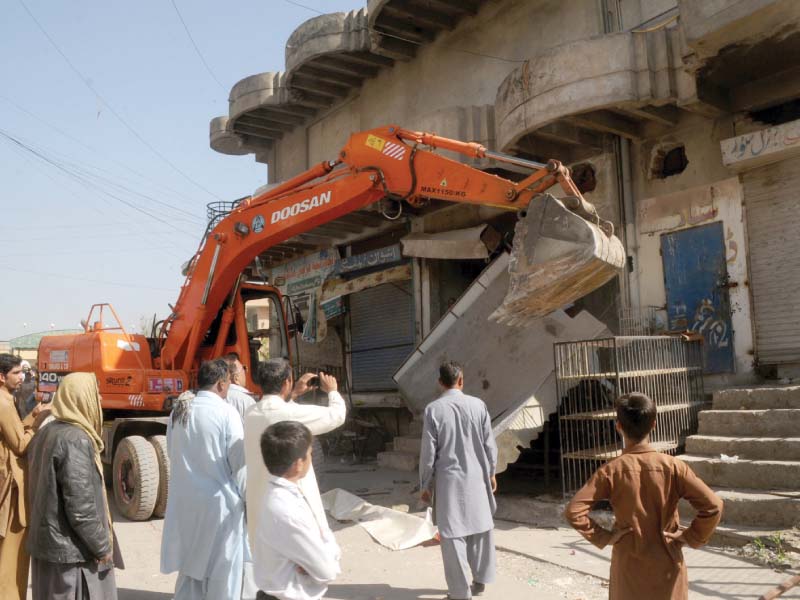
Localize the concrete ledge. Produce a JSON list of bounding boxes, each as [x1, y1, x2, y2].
[[698, 409, 800, 437], [286, 10, 372, 72], [679, 454, 800, 490], [494, 28, 696, 153], [713, 385, 800, 410], [393, 436, 421, 456], [209, 116, 250, 156], [678, 0, 800, 60], [686, 435, 800, 461], [377, 450, 418, 471]]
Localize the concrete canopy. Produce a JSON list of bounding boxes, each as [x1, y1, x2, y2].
[[494, 28, 711, 161]]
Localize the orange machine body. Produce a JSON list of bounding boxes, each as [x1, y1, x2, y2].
[[40, 125, 607, 414]]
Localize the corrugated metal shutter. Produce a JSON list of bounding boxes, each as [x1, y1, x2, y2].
[[350, 280, 415, 391], [742, 156, 800, 364]]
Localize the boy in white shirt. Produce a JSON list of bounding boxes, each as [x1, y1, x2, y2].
[[253, 421, 341, 600]]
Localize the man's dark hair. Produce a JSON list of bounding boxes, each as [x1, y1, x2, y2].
[[256, 358, 292, 395], [615, 392, 657, 441], [221, 353, 240, 378], [439, 361, 463, 388], [260, 421, 312, 477], [0, 354, 22, 377], [197, 358, 230, 390]]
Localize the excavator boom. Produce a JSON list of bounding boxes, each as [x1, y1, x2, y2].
[[160, 125, 625, 370]]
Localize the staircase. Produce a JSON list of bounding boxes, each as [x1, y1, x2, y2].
[[680, 385, 800, 532], [377, 419, 422, 472]]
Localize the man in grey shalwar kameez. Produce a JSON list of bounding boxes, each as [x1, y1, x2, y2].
[[420, 361, 498, 600]]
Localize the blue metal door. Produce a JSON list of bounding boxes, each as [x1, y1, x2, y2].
[[661, 222, 734, 373]]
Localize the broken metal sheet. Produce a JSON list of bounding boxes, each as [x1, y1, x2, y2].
[[321, 264, 412, 301], [321, 488, 437, 551], [393, 252, 609, 473], [400, 225, 494, 259]]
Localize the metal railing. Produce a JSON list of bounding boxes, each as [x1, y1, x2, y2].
[[206, 198, 245, 229], [556, 335, 705, 497], [618, 305, 661, 335]]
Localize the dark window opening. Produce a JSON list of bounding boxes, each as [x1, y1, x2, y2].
[[652, 145, 688, 179], [571, 162, 597, 193], [749, 98, 800, 126]]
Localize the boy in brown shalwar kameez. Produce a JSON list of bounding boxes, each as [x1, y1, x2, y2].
[[565, 392, 723, 600]]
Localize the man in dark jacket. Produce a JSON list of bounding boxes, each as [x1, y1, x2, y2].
[[26, 373, 117, 600]]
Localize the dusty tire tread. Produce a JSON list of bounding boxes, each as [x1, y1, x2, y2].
[[148, 435, 170, 519], [112, 435, 159, 521]]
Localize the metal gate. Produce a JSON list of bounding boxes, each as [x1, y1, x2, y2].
[[556, 336, 705, 497], [742, 156, 800, 365], [661, 222, 735, 373], [349, 280, 415, 391]]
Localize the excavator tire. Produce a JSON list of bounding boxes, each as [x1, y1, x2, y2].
[[148, 435, 170, 519], [113, 436, 159, 521]]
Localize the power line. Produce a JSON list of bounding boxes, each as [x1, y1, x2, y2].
[[170, 0, 226, 91], [17, 0, 224, 202], [0, 129, 198, 238], [0, 95, 209, 210], [283, 0, 324, 14], [0, 264, 176, 292]]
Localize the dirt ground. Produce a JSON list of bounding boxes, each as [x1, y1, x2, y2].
[[22, 463, 610, 600]]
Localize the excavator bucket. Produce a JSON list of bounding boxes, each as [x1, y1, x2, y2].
[[490, 193, 626, 326]]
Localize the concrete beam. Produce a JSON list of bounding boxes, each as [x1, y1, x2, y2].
[[623, 105, 680, 127], [297, 65, 365, 88], [564, 110, 641, 139], [374, 15, 437, 42], [237, 115, 295, 133], [535, 121, 605, 149], [336, 51, 394, 69], [731, 65, 800, 112], [290, 74, 350, 99], [250, 108, 307, 126], [382, 4, 451, 30], [310, 55, 381, 78], [232, 124, 282, 141]]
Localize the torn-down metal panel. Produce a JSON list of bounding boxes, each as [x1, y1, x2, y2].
[[393, 252, 609, 473]]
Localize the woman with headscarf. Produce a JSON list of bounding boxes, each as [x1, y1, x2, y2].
[[25, 372, 118, 600]]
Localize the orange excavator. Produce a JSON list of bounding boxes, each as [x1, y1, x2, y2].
[[37, 125, 625, 520]]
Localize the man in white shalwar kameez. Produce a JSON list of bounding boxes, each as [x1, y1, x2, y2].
[[160, 359, 248, 599], [420, 361, 498, 600], [244, 359, 346, 559]]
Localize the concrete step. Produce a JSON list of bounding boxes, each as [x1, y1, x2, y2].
[[408, 419, 424, 436], [679, 454, 800, 490], [377, 450, 418, 472], [713, 385, 800, 410], [393, 436, 421, 456], [697, 409, 800, 437], [686, 435, 800, 460], [680, 488, 800, 529]]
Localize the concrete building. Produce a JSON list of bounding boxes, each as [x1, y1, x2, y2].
[[209, 1, 800, 450]]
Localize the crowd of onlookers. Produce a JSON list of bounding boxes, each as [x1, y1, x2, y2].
[[0, 349, 724, 600]]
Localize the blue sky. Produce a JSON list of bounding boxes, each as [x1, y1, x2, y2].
[[0, 0, 364, 339]]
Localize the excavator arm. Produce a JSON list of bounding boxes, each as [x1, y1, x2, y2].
[[159, 125, 625, 370]]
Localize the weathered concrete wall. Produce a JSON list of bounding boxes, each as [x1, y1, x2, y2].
[[278, 0, 603, 178], [631, 112, 734, 200], [636, 177, 755, 381]]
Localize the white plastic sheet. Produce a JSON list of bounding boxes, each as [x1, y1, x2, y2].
[[321, 488, 437, 551]]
